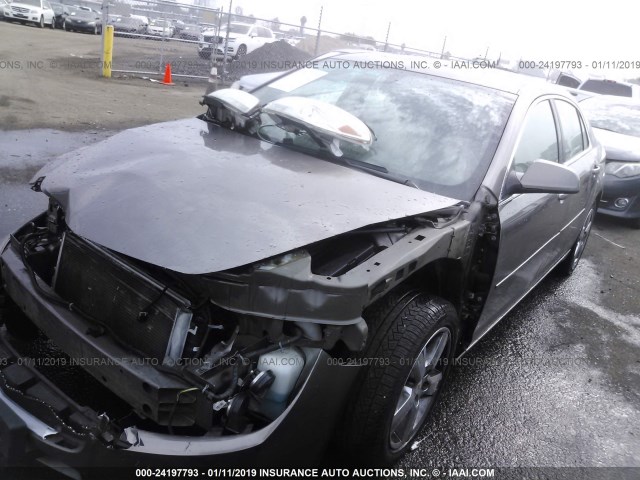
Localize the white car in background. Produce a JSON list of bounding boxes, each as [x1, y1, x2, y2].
[[3, 0, 55, 28], [198, 22, 275, 60], [146, 19, 174, 38]]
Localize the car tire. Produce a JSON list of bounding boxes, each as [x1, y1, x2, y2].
[[62, 19, 65, 31], [93, 24, 97, 34], [50, 17, 54, 29], [234, 44, 247, 59], [38, 15, 44, 28], [198, 50, 211, 60], [557, 203, 596, 276], [629, 218, 640, 229], [338, 289, 459, 465]]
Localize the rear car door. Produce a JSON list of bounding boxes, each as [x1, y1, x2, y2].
[[473, 99, 572, 341], [552, 99, 601, 246]]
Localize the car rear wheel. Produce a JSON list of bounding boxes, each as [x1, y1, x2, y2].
[[38, 15, 44, 28], [558, 203, 595, 276], [338, 289, 459, 465]]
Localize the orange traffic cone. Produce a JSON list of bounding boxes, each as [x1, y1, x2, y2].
[[162, 64, 174, 85]]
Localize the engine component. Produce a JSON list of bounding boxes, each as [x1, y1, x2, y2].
[[249, 370, 275, 397], [257, 348, 305, 403]]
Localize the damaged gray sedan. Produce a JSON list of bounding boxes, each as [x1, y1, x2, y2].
[[0, 52, 604, 473]]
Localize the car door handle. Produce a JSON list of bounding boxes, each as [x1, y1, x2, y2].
[[558, 194, 569, 200]]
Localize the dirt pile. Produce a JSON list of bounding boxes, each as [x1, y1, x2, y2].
[[227, 40, 312, 80]]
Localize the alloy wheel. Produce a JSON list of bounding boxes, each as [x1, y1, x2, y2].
[[389, 327, 451, 451]]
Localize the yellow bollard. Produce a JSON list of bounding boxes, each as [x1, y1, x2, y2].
[[102, 25, 114, 78]]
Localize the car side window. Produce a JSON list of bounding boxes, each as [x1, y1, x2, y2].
[[555, 100, 587, 161], [580, 115, 589, 151], [512, 100, 559, 174]]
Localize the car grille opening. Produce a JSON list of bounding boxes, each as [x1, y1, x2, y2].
[[53, 234, 195, 361]]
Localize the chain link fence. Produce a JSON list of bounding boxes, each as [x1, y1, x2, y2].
[[100, 1, 479, 83]]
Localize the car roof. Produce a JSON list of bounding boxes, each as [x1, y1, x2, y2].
[[325, 51, 573, 99]]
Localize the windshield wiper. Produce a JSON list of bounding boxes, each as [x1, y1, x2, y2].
[[341, 158, 421, 189]]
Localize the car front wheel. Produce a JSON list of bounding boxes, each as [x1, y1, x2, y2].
[[93, 24, 98, 34], [50, 17, 54, 29], [558, 203, 595, 276], [339, 289, 459, 465], [235, 44, 247, 59], [198, 50, 211, 59], [38, 15, 44, 28]]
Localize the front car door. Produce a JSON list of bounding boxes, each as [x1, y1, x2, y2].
[[472, 98, 576, 342]]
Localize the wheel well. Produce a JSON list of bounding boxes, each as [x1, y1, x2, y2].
[[375, 205, 500, 354]]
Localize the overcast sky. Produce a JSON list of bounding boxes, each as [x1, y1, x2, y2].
[[217, 0, 638, 79]]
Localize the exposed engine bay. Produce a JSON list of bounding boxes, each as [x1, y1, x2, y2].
[[0, 195, 469, 446]]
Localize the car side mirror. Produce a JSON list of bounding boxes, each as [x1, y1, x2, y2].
[[508, 159, 580, 195]]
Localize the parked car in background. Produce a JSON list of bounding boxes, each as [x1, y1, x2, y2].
[[129, 13, 148, 29], [65, 8, 101, 34], [0, 52, 603, 471], [50, 1, 70, 29], [113, 16, 146, 37], [578, 78, 640, 99], [579, 94, 640, 227], [2, 0, 54, 28], [146, 18, 174, 38], [171, 18, 184, 36], [198, 22, 276, 59], [548, 70, 581, 88], [179, 23, 200, 41], [106, 13, 121, 25], [73, 4, 97, 14], [0, 0, 11, 20]]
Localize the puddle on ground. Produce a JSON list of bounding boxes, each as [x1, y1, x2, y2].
[[0, 128, 113, 183]]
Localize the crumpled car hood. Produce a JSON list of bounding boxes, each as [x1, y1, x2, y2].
[[37, 118, 460, 274], [593, 128, 640, 162]]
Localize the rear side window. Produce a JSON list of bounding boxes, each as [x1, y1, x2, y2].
[[555, 100, 586, 161], [512, 101, 559, 173], [579, 80, 632, 97]]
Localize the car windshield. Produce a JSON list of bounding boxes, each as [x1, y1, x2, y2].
[[580, 97, 640, 138], [222, 24, 251, 35], [151, 19, 170, 27], [580, 79, 632, 97], [250, 64, 515, 200], [19, 0, 41, 6]]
